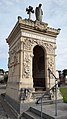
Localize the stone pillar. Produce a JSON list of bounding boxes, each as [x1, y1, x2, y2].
[[20, 38, 33, 89]]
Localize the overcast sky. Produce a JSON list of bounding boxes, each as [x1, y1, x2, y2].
[[0, 0, 67, 71]]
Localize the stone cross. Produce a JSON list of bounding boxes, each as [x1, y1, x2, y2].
[[26, 6, 34, 20]]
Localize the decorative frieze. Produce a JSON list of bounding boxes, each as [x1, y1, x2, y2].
[[21, 31, 56, 43], [22, 37, 54, 54], [33, 39, 54, 54]]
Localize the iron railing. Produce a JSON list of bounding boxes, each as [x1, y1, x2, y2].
[[36, 68, 58, 119]]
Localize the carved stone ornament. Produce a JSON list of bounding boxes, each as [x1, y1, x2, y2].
[[33, 39, 54, 54], [14, 53, 19, 65], [42, 42, 54, 54], [48, 56, 54, 79], [23, 53, 31, 78], [24, 38, 33, 50], [8, 41, 20, 67], [34, 21, 47, 31], [8, 52, 19, 67], [23, 37, 54, 54]]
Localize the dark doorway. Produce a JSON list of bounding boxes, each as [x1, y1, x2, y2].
[[33, 45, 45, 90]]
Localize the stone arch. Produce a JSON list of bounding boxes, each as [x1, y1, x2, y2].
[[32, 45, 47, 91]]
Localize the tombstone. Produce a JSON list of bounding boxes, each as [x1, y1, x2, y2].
[[6, 10, 60, 113]]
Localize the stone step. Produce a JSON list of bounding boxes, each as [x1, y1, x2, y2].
[[32, 91, 51, 104], [32, 91, 51, 99], [22, 106, 52, 119], [29, 107, 41, 116], [28, 107, 54, 119], [38, 99, 54, 104], [22, 111, 43, 119]]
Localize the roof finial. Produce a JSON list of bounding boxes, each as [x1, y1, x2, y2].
[[26, 6, 34, 20]]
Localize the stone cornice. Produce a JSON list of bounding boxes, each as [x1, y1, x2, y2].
[[6, 21, 21, 44], [6, 16, 61, 44], [18, 17, 60, 36]]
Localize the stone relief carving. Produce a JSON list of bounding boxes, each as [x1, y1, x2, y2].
[[32, 39, 54, 54], [8, 53, 19, 67], [22, 38, 54, 79], [8, 42, 20, 68], [14, 53, 19, 65], [43, 42, 54, 54], [23, 53, 31, 78], [48, 56, 54, 79], [23, 37, 54, 55], [24, 38, 33, 50]]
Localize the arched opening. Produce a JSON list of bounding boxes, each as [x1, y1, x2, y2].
[[33, 45, 46, 91]]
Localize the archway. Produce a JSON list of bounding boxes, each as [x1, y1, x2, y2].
[[33, 45, 46, 91]]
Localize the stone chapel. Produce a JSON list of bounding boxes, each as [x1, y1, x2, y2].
[[6, 5, 61, 113]]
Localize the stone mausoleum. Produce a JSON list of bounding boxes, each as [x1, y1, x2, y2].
[[6, 4, 61, 113]]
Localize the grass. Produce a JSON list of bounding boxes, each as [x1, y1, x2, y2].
[[60, 86, 67, 103]]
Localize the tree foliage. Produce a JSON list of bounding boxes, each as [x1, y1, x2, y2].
[[4, 74, 8, 82], [63, 69, 67, 77]]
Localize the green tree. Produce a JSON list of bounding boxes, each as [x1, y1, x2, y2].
[[63, 69, 67, 77], [4, 74, 8, 83]]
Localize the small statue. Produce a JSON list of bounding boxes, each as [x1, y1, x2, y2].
[[35, 4, 43, 22]]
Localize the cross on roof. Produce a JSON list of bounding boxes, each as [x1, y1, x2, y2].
[[26, 6, 34, 20]]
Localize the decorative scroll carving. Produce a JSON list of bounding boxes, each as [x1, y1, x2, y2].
[[24, 38, 33, 50], [48, 56, 54, 79], [42, 42, 54, 54], [33, 39, 54, 54], [23, 53, 31, 78], [23, 37, 54, 55]]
